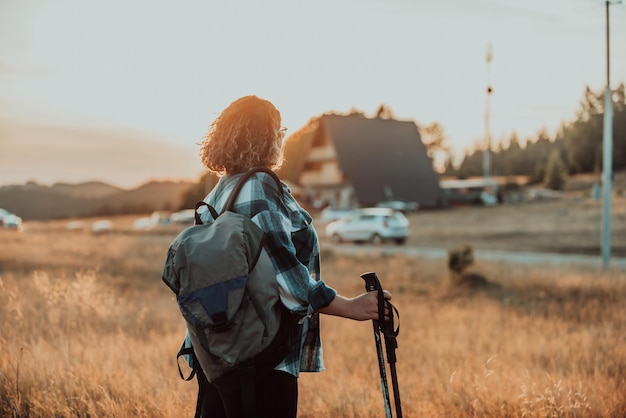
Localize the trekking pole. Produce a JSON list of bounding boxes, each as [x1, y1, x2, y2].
[[381, 296, 402, 418], [361, 272, 402, 418], [361, 272, 392, 418]]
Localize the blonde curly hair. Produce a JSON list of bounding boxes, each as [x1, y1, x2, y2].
[[200, 95, 284, 175]]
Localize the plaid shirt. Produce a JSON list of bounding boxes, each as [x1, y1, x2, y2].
[[201, 170, 337, 376]]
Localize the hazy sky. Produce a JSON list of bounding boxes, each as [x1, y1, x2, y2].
[[1, 0, 625, 188]]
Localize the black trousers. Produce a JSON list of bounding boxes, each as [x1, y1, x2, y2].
[[195, 368, 298, 418]]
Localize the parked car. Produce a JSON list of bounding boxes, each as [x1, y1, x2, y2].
[[170, 209, 196, 225], [0, 208, 23, 231], [1, 213, 23, 231], [150, 211, 172, 225], [376, 200, 419, 213], [132, 216, 154, 230], [91, 220, 113, 234], [325, 208, 409, 245], [66, 220, 85, 231], [320, 206, 354, 222]]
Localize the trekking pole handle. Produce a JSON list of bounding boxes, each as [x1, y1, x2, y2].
[[361, 271, 381, 292], [360, 272, 386, 325], [362, 271, 400, 338]]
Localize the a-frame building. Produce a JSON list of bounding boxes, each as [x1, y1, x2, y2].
[[278, 113, 444, 209]]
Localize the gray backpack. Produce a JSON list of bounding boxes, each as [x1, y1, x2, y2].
[[162, 167, 295, 385]]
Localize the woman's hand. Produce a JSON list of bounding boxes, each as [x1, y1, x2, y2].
[[318, 290, 392, 321]]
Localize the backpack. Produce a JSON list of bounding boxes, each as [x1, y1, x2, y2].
[[161, 167, 297, 397]]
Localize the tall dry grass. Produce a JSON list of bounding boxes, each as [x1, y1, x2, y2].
[[1, 223, 625, 417]]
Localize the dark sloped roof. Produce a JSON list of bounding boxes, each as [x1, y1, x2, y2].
[[321, 114, 443, 207]]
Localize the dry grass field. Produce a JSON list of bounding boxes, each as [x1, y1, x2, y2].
[[1, 192, 625, 417]]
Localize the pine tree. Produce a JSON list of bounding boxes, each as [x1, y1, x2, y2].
[[544, 149, 567, 190]]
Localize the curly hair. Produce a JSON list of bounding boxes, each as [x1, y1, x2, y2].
[[200, 95, 284, 175]]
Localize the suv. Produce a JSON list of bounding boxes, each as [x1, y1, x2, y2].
[[325, 208, 409, 245]]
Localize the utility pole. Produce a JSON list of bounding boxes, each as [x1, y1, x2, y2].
[[483, 43, 493, 180], [601, 0, 621, 268]]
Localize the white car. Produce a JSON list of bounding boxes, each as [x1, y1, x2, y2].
[[376, 200, 419, 213], [91, 220, 113, 234], [320, 207, 354, 222], [1, 212, 23, 231], [133, 217, 155, 230], [325, 208, 409, 245], [170, 209, 196, 224]]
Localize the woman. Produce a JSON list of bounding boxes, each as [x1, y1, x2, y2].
[[196, 95, 391, 418]]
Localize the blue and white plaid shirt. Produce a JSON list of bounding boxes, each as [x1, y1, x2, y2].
[[201, 170, 337, 376]]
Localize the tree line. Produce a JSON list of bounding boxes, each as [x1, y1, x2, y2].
[[444, 84, 626, 189]]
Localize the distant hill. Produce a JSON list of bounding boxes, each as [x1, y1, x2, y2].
[[101, 181, 197, 214], [49, 181, 124, 199], [0, 180, 195, 220]]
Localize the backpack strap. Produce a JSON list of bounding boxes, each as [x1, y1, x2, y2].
[[221, 167, 283, 214], [194, 201, 219, 225], [177, 345, 198, 381], [193, 165, 280, 225]]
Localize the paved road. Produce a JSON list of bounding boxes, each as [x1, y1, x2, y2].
[[328, 244, 626, 270]]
